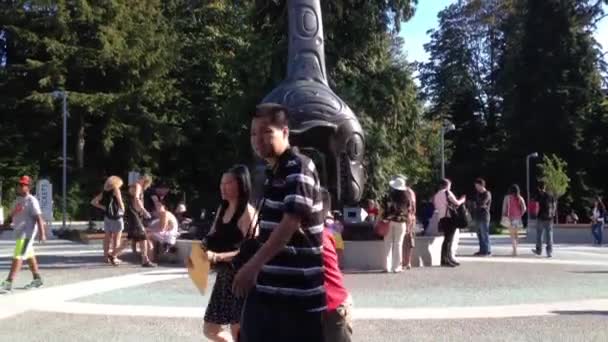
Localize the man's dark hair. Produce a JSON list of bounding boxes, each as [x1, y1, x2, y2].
[[439, 178, 451, 189], [389, 188, 413, 213], [474, 178, 486, 187], [253, 103, 290, 128]]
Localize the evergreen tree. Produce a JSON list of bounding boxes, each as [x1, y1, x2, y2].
[[501, 0, 606, 206]]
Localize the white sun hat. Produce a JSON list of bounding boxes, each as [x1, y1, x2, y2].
[[389, 176, 407, 191], [176, 203, 187, 214]]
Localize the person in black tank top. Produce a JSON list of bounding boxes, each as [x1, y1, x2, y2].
[[90, 176, 125, 266], [202, 165, 254, 342], [122, 175, 156, 268]]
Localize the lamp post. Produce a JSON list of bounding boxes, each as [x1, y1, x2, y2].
[[441, 121, 456, 179], [52, 90, 68, 230], [526, 152, 539, 213]]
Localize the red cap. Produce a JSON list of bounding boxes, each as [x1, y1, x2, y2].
[[18, 175, 32, 186]]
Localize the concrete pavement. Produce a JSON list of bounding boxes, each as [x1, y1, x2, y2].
[[1, 233, 607, 341]]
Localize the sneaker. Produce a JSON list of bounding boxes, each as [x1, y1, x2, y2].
[[142, 261, 157, 268], [23, 278, 43, 290], [546, 253, 553, 258], [531, 249, 541, 256], [473, 251, 483, 256], [0, 280, 12, 293]]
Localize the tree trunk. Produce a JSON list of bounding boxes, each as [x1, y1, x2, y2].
[[76, 116, 85, 169]]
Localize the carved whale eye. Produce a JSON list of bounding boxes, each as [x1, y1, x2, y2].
[[346, 133, 364, 161]]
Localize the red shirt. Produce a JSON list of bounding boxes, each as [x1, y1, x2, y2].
[[323, 229, 349, 311]]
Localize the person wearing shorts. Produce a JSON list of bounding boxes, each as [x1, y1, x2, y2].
[[91, 176, 126, 266], [1, 176, 47, 293], [502, 184, 527, 256]]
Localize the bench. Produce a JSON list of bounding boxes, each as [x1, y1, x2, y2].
[[525, 221, 593, 244], [342, 229, 461, 270]]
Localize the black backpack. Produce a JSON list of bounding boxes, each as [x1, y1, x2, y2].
[[102, 191, 123, 220], [539, 193, 556, 220]]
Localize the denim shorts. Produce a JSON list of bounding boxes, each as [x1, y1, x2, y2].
[[104, 218, 124, 233], [509, 219, 523, 229]]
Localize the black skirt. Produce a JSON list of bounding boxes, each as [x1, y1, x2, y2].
[[204, 263, 244, 325], [126, 207, 147, 241]]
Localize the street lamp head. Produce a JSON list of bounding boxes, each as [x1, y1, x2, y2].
[[529, 152, 539, 158]]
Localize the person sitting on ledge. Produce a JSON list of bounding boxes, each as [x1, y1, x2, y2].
[[146, 205, 180, 261]]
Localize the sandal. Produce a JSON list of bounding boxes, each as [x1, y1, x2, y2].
[[109, 256, 120, 267]]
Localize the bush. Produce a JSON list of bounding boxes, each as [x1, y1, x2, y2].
[[490, 223, 503, 235]]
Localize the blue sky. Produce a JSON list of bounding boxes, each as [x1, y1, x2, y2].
[[400, 1, 608, 64]]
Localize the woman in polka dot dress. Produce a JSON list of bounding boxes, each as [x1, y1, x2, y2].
[[203, 165, 255, 342]]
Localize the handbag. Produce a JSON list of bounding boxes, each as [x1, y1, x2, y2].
[[444, 191, 470, 229], [500, 195, 511, 228], [187, 241, 210, 295], [374, 219, 390, 237], [453, 203, 472, 228]]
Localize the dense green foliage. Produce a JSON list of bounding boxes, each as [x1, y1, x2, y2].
[[421, 0, 608, 218], [1, 0, 428, 217], [1, 0, 607, 221]]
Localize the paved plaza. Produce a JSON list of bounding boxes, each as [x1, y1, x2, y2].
[[1, 232, 607, 342]]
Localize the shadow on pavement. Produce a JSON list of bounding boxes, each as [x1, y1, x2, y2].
[[552, 310, 608, 316], [342, 269, 386, 275], [569, 270, 608, 274], [0, 254, 139, 270], [142, 270, 188, 276]]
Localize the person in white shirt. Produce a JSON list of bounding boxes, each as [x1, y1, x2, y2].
[[1, 176, 47, 293], [147, 206, 180, 261], [433, 179, 465, 267]]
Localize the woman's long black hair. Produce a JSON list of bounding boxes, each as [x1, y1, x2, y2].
[[221, 164, 251, 213]]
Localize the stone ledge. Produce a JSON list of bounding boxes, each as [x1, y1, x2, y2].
[[175, 239, 200, 265], [343, 230, 461, 270], [525, 221, 593, 244]]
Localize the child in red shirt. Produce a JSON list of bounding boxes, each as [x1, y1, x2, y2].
[[322, 189, 353, 341]]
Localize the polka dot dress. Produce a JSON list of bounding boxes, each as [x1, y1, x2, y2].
[[204, 263, 244, 325]]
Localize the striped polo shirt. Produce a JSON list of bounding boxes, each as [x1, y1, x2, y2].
[[255, 147, 326, 312]]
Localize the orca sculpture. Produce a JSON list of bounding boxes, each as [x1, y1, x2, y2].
[[260, 0, 366, 207]]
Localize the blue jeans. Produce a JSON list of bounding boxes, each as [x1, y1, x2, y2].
[[591, 222, 604, 245], [475, 220, 491, 254], [535, 220, 554, 255]]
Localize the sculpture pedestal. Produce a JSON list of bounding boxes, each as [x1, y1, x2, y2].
[[175, 239, 199, 265], [342, 230, 461, 270]]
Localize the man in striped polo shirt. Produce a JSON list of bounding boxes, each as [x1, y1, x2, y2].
[[233, 103, 326, 341]]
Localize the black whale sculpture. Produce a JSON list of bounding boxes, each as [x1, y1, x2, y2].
[[260, 0, 366, 207]]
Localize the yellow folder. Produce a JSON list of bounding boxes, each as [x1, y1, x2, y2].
[[187, 241, 210, 295]]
